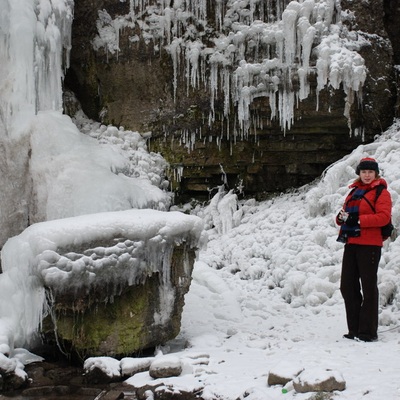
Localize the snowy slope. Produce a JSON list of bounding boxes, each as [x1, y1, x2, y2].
[[125, 120, 400, 399], [171, 120, 400, 399]]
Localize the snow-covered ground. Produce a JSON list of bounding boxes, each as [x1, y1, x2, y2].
[[1, 1, 400, 398], [123, 120, 400, 399], [3, 118, 400, 399], [1, 113, 399, 399], [5, 116, 399, 400]]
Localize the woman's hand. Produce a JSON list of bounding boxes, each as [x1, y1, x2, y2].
[[345, 212, 359, 226], [338, 209, 349, 222]]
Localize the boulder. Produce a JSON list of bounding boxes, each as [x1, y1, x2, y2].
[[30, 210, 205, 359], [41, 238, 197, 359]]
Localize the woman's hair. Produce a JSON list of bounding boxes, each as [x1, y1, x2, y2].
[[353, 172, 381, 183]]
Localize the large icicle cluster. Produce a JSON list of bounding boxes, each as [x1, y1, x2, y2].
[[93, 0, 367, 137], [0, 0, 73, 134]]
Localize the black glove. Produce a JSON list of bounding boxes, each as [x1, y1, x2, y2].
[[345, 212, 359, 227]]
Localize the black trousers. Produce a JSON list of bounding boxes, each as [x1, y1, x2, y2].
[[340, 244, 381, 338]]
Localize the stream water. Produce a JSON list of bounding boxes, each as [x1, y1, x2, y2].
[[0, 348, 137, 400]]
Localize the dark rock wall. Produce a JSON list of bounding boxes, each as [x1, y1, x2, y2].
[[341, 0, 397, 132], [383, 0, 400, 118], [65, 0, 399, 202], [384, 0, 400, 65]]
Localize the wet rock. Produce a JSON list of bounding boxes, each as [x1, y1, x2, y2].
[[98, 389, 125, 400], [10, 358, 110, 399], [2, 369, 29, 391]]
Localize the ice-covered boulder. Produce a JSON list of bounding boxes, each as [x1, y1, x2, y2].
[[0, 209, 205, 359]]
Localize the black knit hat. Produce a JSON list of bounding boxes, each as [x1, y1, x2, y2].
[[356, 157, 379, 175]]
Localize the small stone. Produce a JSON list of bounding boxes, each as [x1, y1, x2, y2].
[[149, 355, 183, 379]]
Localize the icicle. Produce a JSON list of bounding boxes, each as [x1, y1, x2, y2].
[[298, 67, 309, 101], [129, 0, 135, 17], [171, 167, 182, 187], [164, 7, 172, 44], [215, 0, 224, 31], [282, 2, 301, 65], [166, 38, 182, 102], [209, 51, 227, 123], [279, 90, 295, 133], [301, 25, 316, 69], [299, 0, 315, 20], [223, 68, 231, 117], [186, 40, 203, 89]]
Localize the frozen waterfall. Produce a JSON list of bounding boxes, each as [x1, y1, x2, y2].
[[0, 0, 172, 353], [93, 0, 367, 139]]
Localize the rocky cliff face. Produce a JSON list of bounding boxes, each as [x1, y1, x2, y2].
[[65, 0, 399, 202]]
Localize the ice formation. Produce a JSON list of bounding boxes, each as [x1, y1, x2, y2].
[[0, 209, 204, 348], [0, 0, 77, 257], [93, 0, 368, 138], [0, 0, 73, 133], [0, 0, 180, 355], [0, 0, 172, 247]]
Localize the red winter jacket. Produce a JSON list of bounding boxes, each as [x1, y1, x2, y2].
[[337, 178, 392, 246]]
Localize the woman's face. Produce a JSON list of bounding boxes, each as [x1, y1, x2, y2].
[[360, 169, 377, 185]]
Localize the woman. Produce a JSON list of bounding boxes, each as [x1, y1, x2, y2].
[[336, 157, 392, 342]]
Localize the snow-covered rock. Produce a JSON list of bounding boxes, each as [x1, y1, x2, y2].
[[121, 357, 154, 378], [149, 355, 183, 379], [83, 356, 121, 384], [293, 368, 346, 393], [267, 361, 304, 386]]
